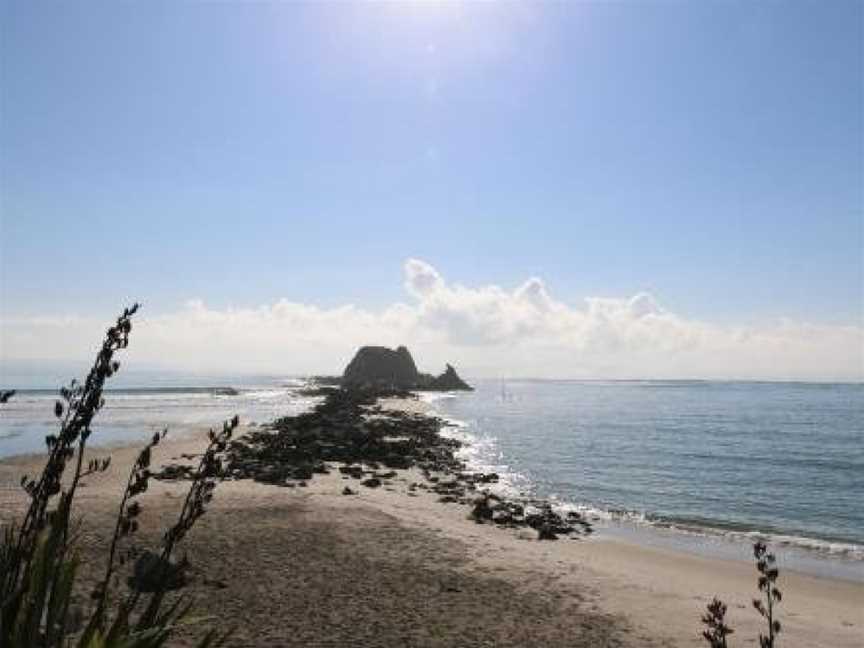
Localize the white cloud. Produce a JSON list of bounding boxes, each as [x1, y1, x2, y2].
[[404, 258, 444, 298], [1, 259, 862, 381]]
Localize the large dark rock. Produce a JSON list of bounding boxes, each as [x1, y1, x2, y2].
[[431, 364, 473, 391], [341, 346, 472, 391], [343, 345, 420, 389]]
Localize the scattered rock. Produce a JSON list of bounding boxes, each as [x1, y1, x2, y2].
[[339, 465, 364, 479], [155, 382, 592, 542], [470, 494, 494, 523], [130, 551, 187, 592], [492, 510, 514, 525], [221, 388, 464, 489], [153, 464, 192, 481], [383, 453, 411, 469], [342, 486, 356, 495]]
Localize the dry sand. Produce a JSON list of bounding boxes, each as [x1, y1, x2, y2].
[[1, 401, 861, 647]]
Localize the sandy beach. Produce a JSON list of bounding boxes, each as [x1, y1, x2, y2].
[[0, 399, 861, 647]]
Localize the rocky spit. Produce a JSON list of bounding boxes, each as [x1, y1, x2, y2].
[[155, 385, 591, 541]]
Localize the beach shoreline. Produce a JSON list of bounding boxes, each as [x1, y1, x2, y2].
[[0, 396, 861, 647]]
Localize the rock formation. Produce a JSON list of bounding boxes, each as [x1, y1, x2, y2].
[[341, 346, 472, 391], [430, 364, 473, 391], [342, 345, 420, 388]]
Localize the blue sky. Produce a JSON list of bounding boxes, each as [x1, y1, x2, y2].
[[1, 1, 862, 379]]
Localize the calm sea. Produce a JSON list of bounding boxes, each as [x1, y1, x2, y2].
[[427, 379, 864, 579], [0, 374, 319, 458], [2, 375, 861, 579]]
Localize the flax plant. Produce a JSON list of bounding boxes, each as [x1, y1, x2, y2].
[[700, 541, 783, 648], [0, 305, 231, 648]]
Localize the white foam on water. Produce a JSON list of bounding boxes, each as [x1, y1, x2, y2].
[[430, 410, 529, 499], [0, 380, 323, 458], [416, 391, 459, 405], [425, 390, 864, 569]]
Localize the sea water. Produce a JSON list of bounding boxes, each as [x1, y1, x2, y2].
[[426, 380, 864, 581], [0, 373, 320, 458], [1, 375, 861, 580]]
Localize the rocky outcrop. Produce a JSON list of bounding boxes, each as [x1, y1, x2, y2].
[[342, 346, 420, 389], [431, 364, 473, 391], [341, 346, 472, 391]]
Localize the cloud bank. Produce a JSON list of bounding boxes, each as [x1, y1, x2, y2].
[[2, 259, 862, 381]]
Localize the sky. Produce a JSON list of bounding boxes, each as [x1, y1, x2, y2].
[[1, 1, 862, 381]]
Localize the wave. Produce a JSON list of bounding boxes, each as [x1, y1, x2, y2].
[[11, 386, 243, 397], [0, 381, 322, 459], [437, 417, 531, 499], [415, 391, 460, 404], [425, 397, 864, 564], [642, 517, 864, 561]]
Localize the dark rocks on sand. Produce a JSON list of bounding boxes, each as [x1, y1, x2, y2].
[[130, 551, 187, 592], [537, 525, 559, 541], [383, 453, 411, 469], [154, 382, 593, 545], [470, 494, 495, 523], [154, 464, 192, 481], [524, 504, 587, 540], [339, 465, 364, 479], [492, 510, 514, 525], [293, 464, 315, 480], [219, 388, 464, 491]]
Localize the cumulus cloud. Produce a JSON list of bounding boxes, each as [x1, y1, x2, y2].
[[1, 259, 861, 381], [628, 292, 662, 318], [404, 258, 444, 298]]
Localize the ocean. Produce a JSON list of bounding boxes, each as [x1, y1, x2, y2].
[[1, 375, 861, 580], [427, 379, 864, 581], [0, 375, 320, 458]]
